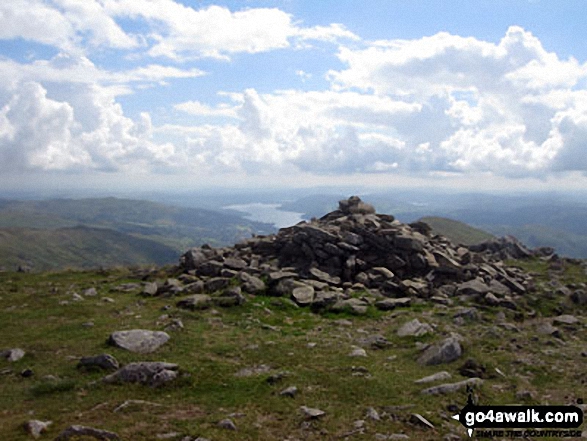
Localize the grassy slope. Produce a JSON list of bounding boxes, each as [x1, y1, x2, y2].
[[0, 226, 179, 271], [0, 259, 585, 440], [418, 216, 494, 246], [0, 198, 275, 271]]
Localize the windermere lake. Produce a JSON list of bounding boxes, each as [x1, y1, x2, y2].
[[224, 203, 306, 229]]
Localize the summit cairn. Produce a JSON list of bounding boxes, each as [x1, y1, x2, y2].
[[179, 197, 535, 313]]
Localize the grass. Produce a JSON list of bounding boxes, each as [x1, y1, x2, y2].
[[0, 260, 586, 440]]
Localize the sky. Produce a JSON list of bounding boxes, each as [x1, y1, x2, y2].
[[1, 0, 587, 193]]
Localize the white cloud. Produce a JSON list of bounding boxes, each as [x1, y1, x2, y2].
[[0, 0, 137, 52], [102, 0, 357, 59]]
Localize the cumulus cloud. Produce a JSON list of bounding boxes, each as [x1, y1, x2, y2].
[[0, 0, 137, 52], [0, 81, 176, 172], [159, 26, 587, 179]]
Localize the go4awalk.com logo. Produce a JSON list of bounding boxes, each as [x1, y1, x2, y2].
[[452, 388, 583, 438]]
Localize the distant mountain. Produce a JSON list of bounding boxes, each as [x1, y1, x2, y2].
[[418, 216, 494, 246], [0, 198, 275, 271], [0, 226, 179, 271]]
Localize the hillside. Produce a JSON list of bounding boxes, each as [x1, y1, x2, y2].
[[0, 227, 179, 272], [1, 197, 585, 440], [0, 198, 275, 271], [418, 216, 494, 246]]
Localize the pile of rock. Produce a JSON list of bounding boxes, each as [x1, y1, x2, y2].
[[172, 197, 536, 314]]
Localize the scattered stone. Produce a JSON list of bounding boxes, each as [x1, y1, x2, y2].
[[54, 425, 120, 440], [217, 419, 237, 431], [1, 348, 25, 362], [78, 354, 119, 371], [553, 315, 580, 326], [176, 294, 212, 310], [417, 337, 462, 366], [21, 368, 34, 378], [365, 407, 380, 421], [397, 319, 433, 337], [108, 330, 170, 354], [280, 386, 298, 397], [113, 399, 163, 413], [292, 285, 315, 306], [458, 359, 487, 378], [420, 377, 483, 395], [24, 420, 52, 439], [142, 282, 158, 297], [349, 347, 368, 357], [409, 413, 434, 429], [235, 365, 271, 377], [102, 362, 179, 387], [414, 371, 451, 384], [375, 297, 411, 311], [83, 287, 98, 297], [300, 406, 326, 419], [357, 334, 392, 349]]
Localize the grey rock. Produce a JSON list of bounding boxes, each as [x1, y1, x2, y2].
[[349, 347, 368, 357], [280, 386, 298, 397], [24, 420, 52, 439], [176, 294, 212, 310], [217, 419, 237, 431], [83, 287, 98, 297], [235, 364, 271, 377], [357, 334, 392, 349], [553, 314, 580, 326], [240, 272, 266, 293], [1, 348, 25, 362], [331, 298, 368, 315], [78, 354, 119, 371], [205, 277, 231, 292], [376, 297, 411, 311], [420, 377, 483, 395], [108, 330, 170, 354], [300, 406, 326, 419], [223, 257, 247, 270], [365, 407, 380, 421], [213, 286, 245, 307], [311, 291, 340, 309], [571, 289, 587, 305], [417, 337, 462, 365], [397, 319, 433, 337], [292, 285, 314, 306], [54, 425, 120, 440], [103, 362, 179, 387], [410, 413, 434, 429], [414, 371, 451, 384], [457, 278, 489, 296], [142, 282, 158, 297], [309, 267, 341, 285]]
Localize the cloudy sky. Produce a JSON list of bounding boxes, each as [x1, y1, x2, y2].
[[1, 0, 587, 192]]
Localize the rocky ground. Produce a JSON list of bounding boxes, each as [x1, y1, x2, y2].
[[0, 197, 586, 440]]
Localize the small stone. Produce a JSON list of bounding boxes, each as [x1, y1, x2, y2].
[[24, 420, 52, 439], [217, 419, 237, 431], [417, 337, 462, 366], [176, 294, 212, 310], [409, 413, 434, 429], [397, 319, 433, 337], [553, 314, 580, 326], [78, 354, 120, 371], [420, 377, 483, 395], [83, 287, 98, 297], [1, 348, 25, 362], [365, 407, 380, 421], [54, 425, 120, 441], [102, 362, 179, 387], [300, 406, 326, 419], [414, 371, 451, 384], [280, 386, 298, 397], [349, 347, 367, 357]]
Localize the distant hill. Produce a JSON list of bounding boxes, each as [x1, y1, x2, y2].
[[0, 198, 275, 271], [417, 216, 495, 246], [0, 226, 179, 271]]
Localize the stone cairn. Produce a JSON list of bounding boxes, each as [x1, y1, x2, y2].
[[173, 196, 539, 313]]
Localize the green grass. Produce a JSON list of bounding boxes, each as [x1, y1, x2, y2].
[[418, 216, 494, 245], [0, 260, 586, 440]]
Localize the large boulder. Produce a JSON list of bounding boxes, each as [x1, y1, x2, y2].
[[108, 330, 170, 354]]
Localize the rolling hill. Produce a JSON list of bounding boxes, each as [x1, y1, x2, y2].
[[417, 216, 495, 246]]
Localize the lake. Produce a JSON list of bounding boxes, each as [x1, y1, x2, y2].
[[224, 203, 306, 229]]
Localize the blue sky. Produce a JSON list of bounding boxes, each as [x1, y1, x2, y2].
[[1, 0, 587, 192]]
